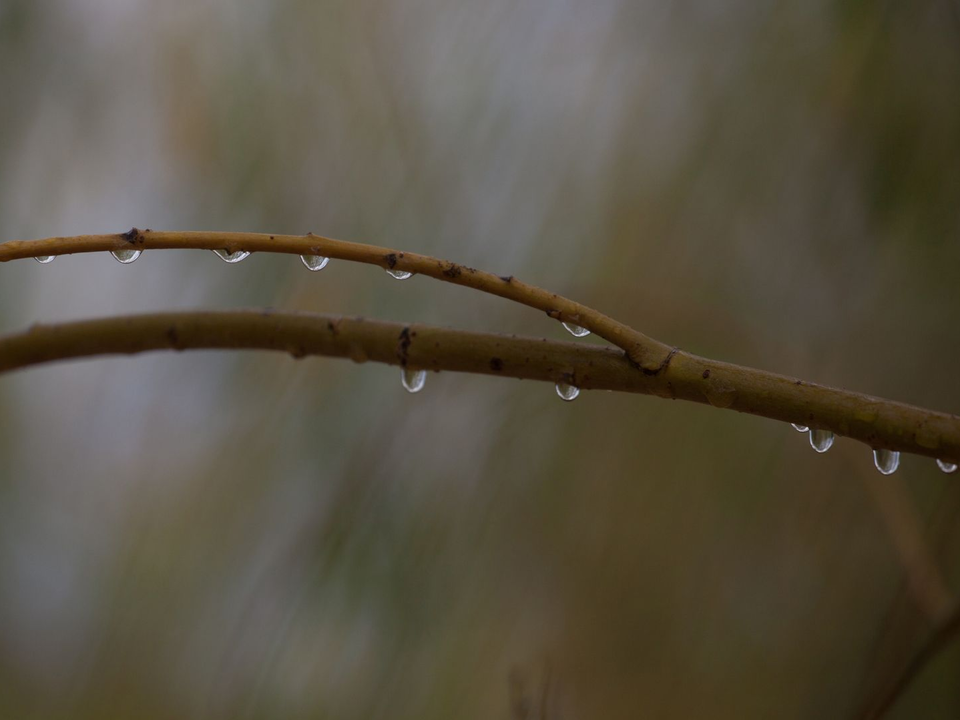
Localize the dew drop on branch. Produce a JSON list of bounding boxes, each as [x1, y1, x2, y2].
[[387, 269, 412, 280], [401, 368, 426, 393], [791, 424, 809, 432], [809, 429, 834, 453], [556, 382, 580, 401], [213, 249, 251, 263], [562, 322, 591, 338], [35, 256, 55, 264], [301, 255, 330, 271], [937, 459, 958, 474], [873, 449, 900, 475], [111, 248, 142, 264]]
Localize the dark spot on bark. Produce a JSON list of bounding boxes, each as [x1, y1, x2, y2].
[[270, 235, 275, 240], [385, 253, 398, 269], [702, 369, 711, 379], [795, 380, 803, 385], [490, 358, 504, 372], [397, 327, 412, 366], [442, 262, 462, 278], [326, 319, 341, 335], [122, 227, 142, 244], [546, 309, 561, 320], [167, 326, 182, 350], [306, 231, 315, 236]]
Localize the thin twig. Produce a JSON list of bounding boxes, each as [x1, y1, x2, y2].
[[0, 230, 675, 372], [0, 310, 957, 463], [860, 600, 960, 719]]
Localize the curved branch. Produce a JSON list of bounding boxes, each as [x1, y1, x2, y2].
[[0, 310, 957, 463], [0, 230, 675, 372]]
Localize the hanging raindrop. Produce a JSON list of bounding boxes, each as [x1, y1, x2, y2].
[[110, 248, 141, 264], [401, 368, 426, 393], [556, 382, 580, 401], [873, 449, 900, 475], [300, 255, 330, 271], [562, 322, 591, 338], [34, 256, 55, 264], [791, 424, 809, 433], [809, 428, 834, 454], [213, 248, 251, 264], [386, 269, 412, 280], [937, 459, 958, 474]]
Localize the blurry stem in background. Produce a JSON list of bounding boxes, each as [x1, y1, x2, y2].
[[861, 600, 960, 719], [0, 310, 957, 464], [859, 472, 953, 622]]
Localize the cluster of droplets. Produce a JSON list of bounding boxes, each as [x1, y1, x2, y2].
[[37, 249, 145, 265], [549, 319, 591, 399], [792, 423, 834, 452], [790, 422, 957, 476]]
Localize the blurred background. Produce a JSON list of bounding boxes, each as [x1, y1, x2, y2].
[[0, 1, 959, 717]]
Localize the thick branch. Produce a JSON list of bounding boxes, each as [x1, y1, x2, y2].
[[0, 230, 675, 372], [0, 311, 957, 463]]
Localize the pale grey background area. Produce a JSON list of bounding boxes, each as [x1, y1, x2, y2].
[[0, 2, 959, 717]]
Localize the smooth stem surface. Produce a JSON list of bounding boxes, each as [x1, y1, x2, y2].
[[0, 311, 957, 463], [0, 230, 675, 372]]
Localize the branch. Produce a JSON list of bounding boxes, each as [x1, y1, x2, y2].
[[0, 229, 676, 372], [0, 310, 957, 464], [860, 600, 960, 719]]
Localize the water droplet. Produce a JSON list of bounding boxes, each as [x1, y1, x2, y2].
[[556, 382, 580, 401], [873, 449, 900, 475], [705, 385, 737, 409], [213, 248, 251, 264], [401, 368, 426, 393], [300, 254, 330, 271], [791, 424, 809, 433], [386, 269, 412, 280], [937, 459, 958, 474], [110, 248, 141, 264], [562, 322, 591, 338], [34, 255, 55, 264], [809, 429, 834, 453]]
